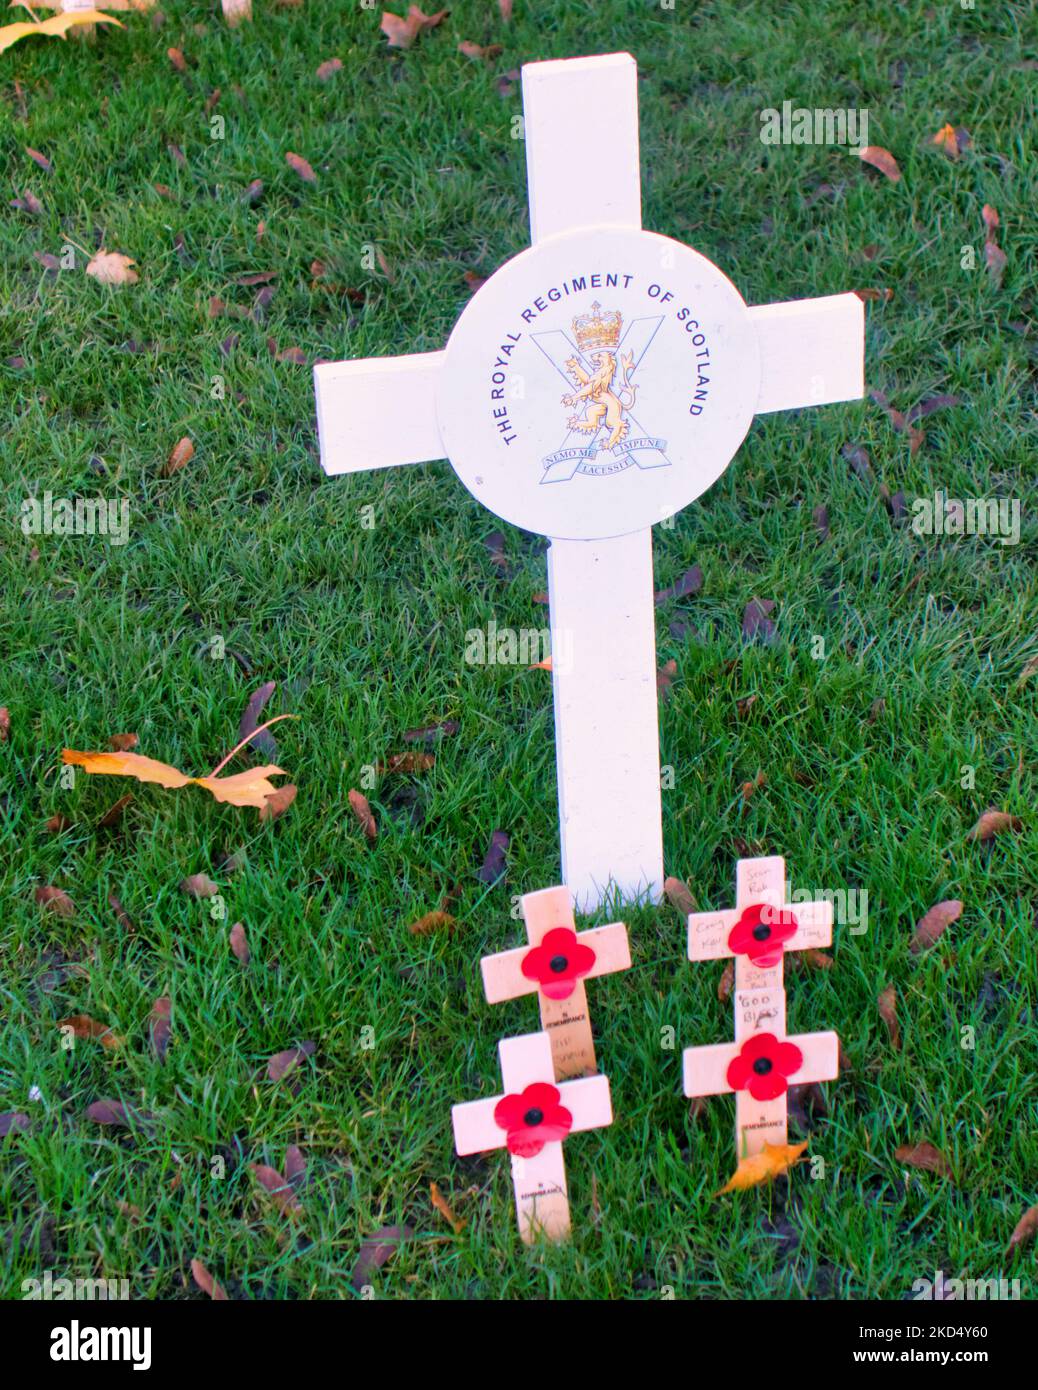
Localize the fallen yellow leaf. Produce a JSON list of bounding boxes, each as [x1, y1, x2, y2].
[[716, 1140, 809, 1194], [0, 10, 121, 55], [86, 250, 138, 286], [62, 749, 291, 814], [430, 1181, 465, 1233]]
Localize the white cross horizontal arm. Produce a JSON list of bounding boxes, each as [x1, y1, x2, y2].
[[313, 351, 445, 475], [686, 900, 833, 964], [687, 908, 742, 963], [683, 1030, 839, 1099], [481, 924, 632, 1004], [749, 293, 864, 414], [312, 289, 864, 477], [525, 53, 663, 912], [451, 1032, 612, 1155]]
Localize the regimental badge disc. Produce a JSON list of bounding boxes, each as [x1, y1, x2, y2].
[[436, 226, 762, 541]]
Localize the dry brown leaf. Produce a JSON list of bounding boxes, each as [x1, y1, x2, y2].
[[1007, 1205, 1038, 1257], [251, 1162, 300, 1214], [59, 1014, 124, 1051], [967, 809, 1023, 842], [285, 1145, 307, 1188], [717, 1140, 808, 1194], [35, 885, 74, 918], [408, 910, 456, 936], [985, 241, 1007, 286], [458, 40, 502, 60], [25, 146, 52, 173], [167, 46, 187, 72], [657, 658, 678, 698], [108, 732, 138, 751], [930, 123, 970, 158], [857, 145, 901, 182], [149, 996, 171, 1061], [96, 793, 133, 829], [895, 1141, 953, 1179], [259, 783, 297, 821], [350, 1224, 412, 1291], [180, 873, 219, 898], [62, 749, 292, 815], [803, 948, 833, 970], [430, 1181, 464, 1232], [316, 57, 342, 80], [403, 720, 459, 745], [877, 984, 900, 1049], [0, 707, 9, 741], [45, 813, 73, 834], [718, 959, 734, 1003], [108, 892, 135, 932], [663, 876, 696, 916], [380, 6, 447, 49], [911, 899, 962, 953], [86, 1099, 139, 1127], [378, 752, 435, 774], [267, 1041, 315, 1084], [741, 770, 766, 802], [163, 437, 194, 477], [229, 921, 250, 965], [285, 151, 317, 183], [190, 1258, 229, 1300], [349, 788, 377, 841], [981, 203, 1000, 235]]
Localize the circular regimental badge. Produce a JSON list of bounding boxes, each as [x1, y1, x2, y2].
[[436, 226, 762, 541]]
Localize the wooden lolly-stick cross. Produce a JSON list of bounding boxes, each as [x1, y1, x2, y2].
[[682, 856, 839, 1159], [480, 885, 631, 1080], [452, 1030, 612, 1243]]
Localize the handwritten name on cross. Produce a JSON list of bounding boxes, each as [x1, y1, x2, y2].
[[480, 885, 631, 1080], [314, 53, 864, 911], [682, 856, 839, 1159], [452, 1030, 612, 1243]]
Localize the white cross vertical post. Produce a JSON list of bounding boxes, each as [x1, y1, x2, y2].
[[682, 857, 839, 1159], [523, 58, 662, 915], [479, 884, 631, 1079], [313, 53, 865, 914], [451, 1030, 612, 1243]]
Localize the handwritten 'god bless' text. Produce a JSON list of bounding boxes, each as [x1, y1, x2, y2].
[[487, 272, 713, 447]]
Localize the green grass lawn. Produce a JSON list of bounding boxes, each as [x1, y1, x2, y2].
[[2, 0, 1036, 1300]]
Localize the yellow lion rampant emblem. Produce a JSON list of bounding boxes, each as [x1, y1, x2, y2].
[[561, 301, 637, 452]]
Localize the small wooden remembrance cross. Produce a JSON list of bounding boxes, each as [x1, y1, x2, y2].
[[682, 856, 839, 1159], [452, 1030, 612, 1243], [480, 885, 631, 1080], [315, 53, 865, 911]]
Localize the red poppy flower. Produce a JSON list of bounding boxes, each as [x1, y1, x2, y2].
[[493, 1082, 573, 1158], [726, 1032, 803, 1101], [727, 903, 799, 969], [520, 926, 596, 1001]]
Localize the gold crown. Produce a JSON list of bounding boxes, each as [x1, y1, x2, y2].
[[573, 301, 622, 352]]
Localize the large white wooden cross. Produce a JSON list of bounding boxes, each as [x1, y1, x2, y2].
[[315, 53, 864, 911]]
